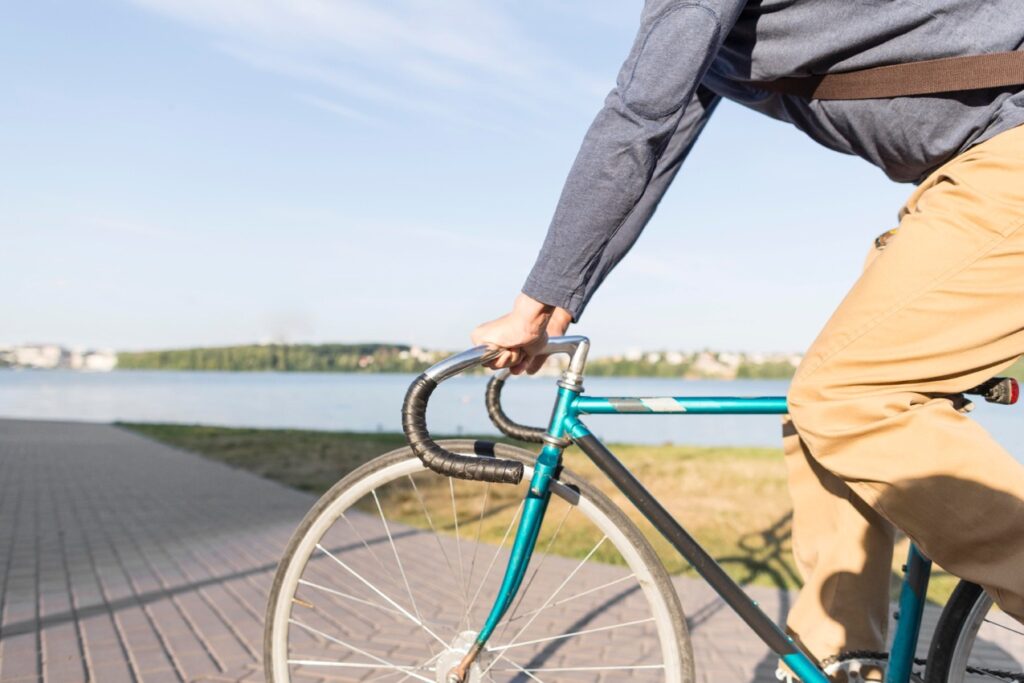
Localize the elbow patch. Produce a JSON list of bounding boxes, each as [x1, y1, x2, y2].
[[621, 3, 720, 119]]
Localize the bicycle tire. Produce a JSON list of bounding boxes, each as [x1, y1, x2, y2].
[[264, 440, 694, 683], [926, 580, 1024, 683]]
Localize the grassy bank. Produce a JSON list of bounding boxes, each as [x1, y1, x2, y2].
[[120, 422, 956, 600]]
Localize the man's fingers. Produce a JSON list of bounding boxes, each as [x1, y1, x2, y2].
[[505, 349, 524, 366], [485, 348, 524, 370], [526, 354, 548, 375], [510, 354, 532, 375], [495, 348, 552, 375]]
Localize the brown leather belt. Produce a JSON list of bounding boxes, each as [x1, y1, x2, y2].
[[750, 50, 1024, 100]]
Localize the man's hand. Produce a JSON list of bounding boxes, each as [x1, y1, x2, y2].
[[471, 294, 572, 375], [522, 306, 573, 374]]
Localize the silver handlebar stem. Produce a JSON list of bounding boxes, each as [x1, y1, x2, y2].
[[423, 335, 590, 383]]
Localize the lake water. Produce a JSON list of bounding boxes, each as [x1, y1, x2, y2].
[[1, 370, 1022, 460]]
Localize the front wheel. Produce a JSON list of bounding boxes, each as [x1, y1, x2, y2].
[[264, 440, 693, 683], [926, 581, 1024, 683]]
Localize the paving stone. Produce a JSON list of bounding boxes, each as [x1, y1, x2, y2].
[[0, 632, 40, 680], [87, 660, 135, 683]]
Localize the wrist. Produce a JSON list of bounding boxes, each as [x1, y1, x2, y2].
[[512, 293, 554, 334], [548, 307, 573, 335]]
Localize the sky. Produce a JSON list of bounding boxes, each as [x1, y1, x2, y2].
[[2, 0, 913, 356]]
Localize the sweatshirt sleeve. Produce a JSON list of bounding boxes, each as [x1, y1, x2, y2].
[[521, 0, 743, 321]]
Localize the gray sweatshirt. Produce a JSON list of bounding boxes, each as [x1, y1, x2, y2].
[[522, 0, 1024, 321]]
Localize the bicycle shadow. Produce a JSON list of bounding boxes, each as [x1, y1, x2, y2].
[[684, 510, 798, 634]]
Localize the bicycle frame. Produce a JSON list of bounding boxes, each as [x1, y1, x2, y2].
[[470, 376, 931, 683]]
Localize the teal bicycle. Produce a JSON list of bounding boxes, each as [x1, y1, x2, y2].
[[264, 336, 1024, 683]]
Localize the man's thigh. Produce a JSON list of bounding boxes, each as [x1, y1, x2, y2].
[[794, 129, 1024, 397]]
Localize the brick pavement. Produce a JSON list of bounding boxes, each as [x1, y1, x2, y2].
[[0, 419, 1019, 682]]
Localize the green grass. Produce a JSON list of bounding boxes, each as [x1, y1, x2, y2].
[[121, 422, 430, 493], [119, 422, 959, 601]]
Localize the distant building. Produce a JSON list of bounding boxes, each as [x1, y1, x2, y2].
[[3, 345, 116, 371], [81, 350, 117, 371], [11, 344, 65, 369], [689, 351, 736, 379], [664, 351, 686, 366], [535, 354, 567, 376]]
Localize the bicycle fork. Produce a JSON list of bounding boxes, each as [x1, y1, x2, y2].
[[445, 387, 576, 683]]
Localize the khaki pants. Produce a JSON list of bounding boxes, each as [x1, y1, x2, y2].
[[783, 123, 1024, 662]]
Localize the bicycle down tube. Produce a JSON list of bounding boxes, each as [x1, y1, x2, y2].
[[455, 340, 930, 683]]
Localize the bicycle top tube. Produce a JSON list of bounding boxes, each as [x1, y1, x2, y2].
[[573, 395, 788, 415]]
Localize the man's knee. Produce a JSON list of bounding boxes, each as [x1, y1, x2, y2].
[[787, 369, 848, 462], [788, 364, 943, 466]]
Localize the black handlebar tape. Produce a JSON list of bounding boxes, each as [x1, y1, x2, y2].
[[485, 375, 547, 443], [402, 374, 524, 484]]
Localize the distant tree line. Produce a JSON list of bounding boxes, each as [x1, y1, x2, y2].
[[585, 358, 694, 377], [113, 343, 1024, 381], [734, 361, 797, 379], [116, 344, 433, 373]]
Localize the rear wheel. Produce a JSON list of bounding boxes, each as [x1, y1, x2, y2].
[[926, 581, 1024, 683], [264, 440, 693, 682]]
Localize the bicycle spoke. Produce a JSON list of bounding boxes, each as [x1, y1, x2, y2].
[[490, 664, 666, 674], [506, 574, 636, 623], [466, 499, 525, 617], [364, 650, 444, 683], [315, 543, 449, 649], [983, 618, 1024, 638], [288, 659, 422, 671], [501, 658, 546, 682], [490, 617, 655, 651], [296, 578, 402, 616], [406, 474, 467, 622], [289, 617, 435, 683], [463, 481, 491, 629], [341, 511, 399, 583], [450, 478, 469, 614], [372, 489, 424, 623], [365, 669, 412, 683]]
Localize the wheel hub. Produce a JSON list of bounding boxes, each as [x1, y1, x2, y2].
[[435, 631, 490, 683]]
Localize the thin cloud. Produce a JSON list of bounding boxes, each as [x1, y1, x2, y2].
[[399, 59, 470, 89], [125, 0, 605, 126], [296, 94, 378, 125], [219, 42, 513, 134]]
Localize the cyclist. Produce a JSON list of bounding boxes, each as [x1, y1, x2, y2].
[[471, 1, 1024, 680]]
